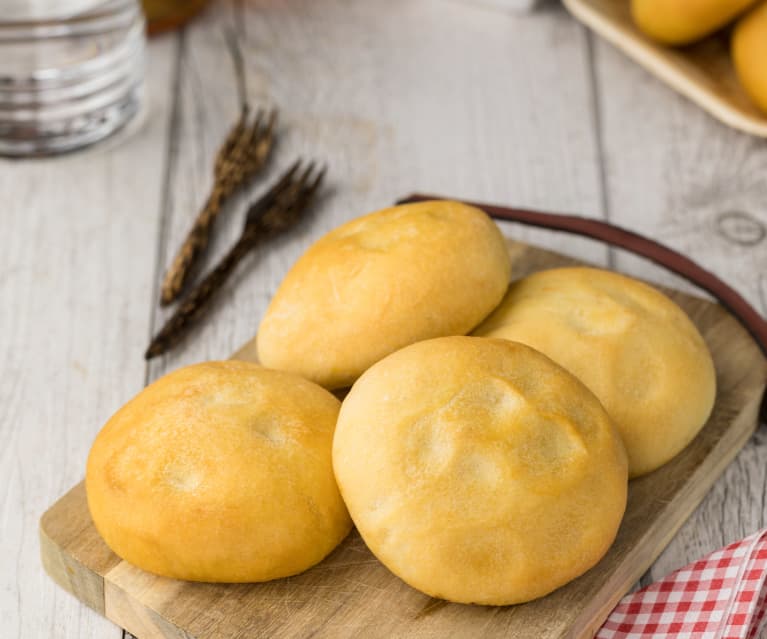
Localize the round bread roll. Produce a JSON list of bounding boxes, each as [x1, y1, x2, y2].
[[86, 361, 351, 582], [257, 200, 511, 390], [333, 336, 628, 605], [473, 267, 716, 478]]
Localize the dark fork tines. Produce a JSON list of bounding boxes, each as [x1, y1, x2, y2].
[[225, 109, 276, 181], [246, 160, 326, 230], [159, 106, 277, 305], [145, 159, 326, 360], [214, 106, 277, 199]]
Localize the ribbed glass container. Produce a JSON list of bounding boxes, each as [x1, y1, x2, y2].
[[0, 0, 146, 157]]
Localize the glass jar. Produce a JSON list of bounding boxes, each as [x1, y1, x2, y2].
[[0, 0, 146, 157]]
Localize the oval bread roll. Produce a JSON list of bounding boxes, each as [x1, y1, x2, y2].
[[474, 267, 716, 478], [631, 0, 757, 45], [333, 336, 628, 605], [257, 200, 511, 389], [733, 1, 767, 115], [86, 361, 351, 582]]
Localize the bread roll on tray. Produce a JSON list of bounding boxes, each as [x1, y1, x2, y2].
[[474, 267, 716, 478], [257, 200, 511, 389], [86, 361, 351, 582], [333, 336, 628, 605]]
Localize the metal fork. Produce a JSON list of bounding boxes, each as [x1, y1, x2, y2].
[[159, 107, 278, 305], [145, 161, 326, 359]]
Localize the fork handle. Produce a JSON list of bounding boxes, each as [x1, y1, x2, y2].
[[147, 230, 257, 359], [159, 189, 227, 305]]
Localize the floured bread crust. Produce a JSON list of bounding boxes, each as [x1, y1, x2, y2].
[[86, 360, 351, 582], [257, 200, 511, 389], [474, 267, 716, 477], [333, 336, 628, 605]]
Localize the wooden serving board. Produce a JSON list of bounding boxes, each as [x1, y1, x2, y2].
[[40, 239, 767, 639], [562, 0, 767, 138]]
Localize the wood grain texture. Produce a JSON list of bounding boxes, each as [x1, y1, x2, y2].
[[563, 0, 767, 137], [4, 3, 612, 637], [134, 2, 612, 635], [588, 20, 767, 587], [0, 37, 177, 639], [6, 0, 767, 637], [40, 239, 767, 639], [146, 0, 610, 383]]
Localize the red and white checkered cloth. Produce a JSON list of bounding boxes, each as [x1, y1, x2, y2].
[[598, 529, 767, 639]]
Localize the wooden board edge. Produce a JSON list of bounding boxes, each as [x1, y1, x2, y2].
[[40, 508, 107, 616], [38, 390, 764, 639], [561, 0, 767, 138], [104, 577, 195, 639], [231, 339, 259, 364], [568, 390, 764, 638], [37, 233, 767, 638]]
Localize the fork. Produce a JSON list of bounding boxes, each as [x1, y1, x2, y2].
[[145, 161, 326, 359], [159, 107, 278, 305]]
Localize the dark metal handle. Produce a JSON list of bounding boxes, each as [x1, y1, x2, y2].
[[399, 193, 767, 357], [399, 193, 767, 420], [146, 233, 255, 359]]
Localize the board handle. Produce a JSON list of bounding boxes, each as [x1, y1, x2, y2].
[[399, 193, 767, 419]]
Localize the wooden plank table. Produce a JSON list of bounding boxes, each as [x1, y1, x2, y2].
[[2, 1, 766, 637]]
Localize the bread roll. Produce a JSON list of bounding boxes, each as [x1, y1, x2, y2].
[[333, 336, 628, 605], [733, 2, 767, 115], [474, 267, 716, 477], [86, 361, 351, 582], [631, 0, 757, 45], [257, 200, 511, 389]]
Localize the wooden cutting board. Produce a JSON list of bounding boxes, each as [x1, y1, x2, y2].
[[40, 239, 767, 639], [562, 0, 767, 138]]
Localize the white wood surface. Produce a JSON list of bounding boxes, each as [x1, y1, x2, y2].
[[0, 35, 177, 639], [1, 1, 765, 637], [590, 34, 767, 586]]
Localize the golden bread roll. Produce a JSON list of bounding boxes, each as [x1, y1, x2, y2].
[[333, 336, 628, 605], [733, 2, 767, 115], [86, 361, 351, 582], [257, 200, 511, 390], [474, 267, 716, 478], [631, 0, 757, 45]]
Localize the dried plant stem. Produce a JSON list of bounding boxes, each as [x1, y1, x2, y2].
[[159, 108, 277, 305], [146, 161, 325, 359]]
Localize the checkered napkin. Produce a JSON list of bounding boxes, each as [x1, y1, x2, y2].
[[598, 529, 767, 639]]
